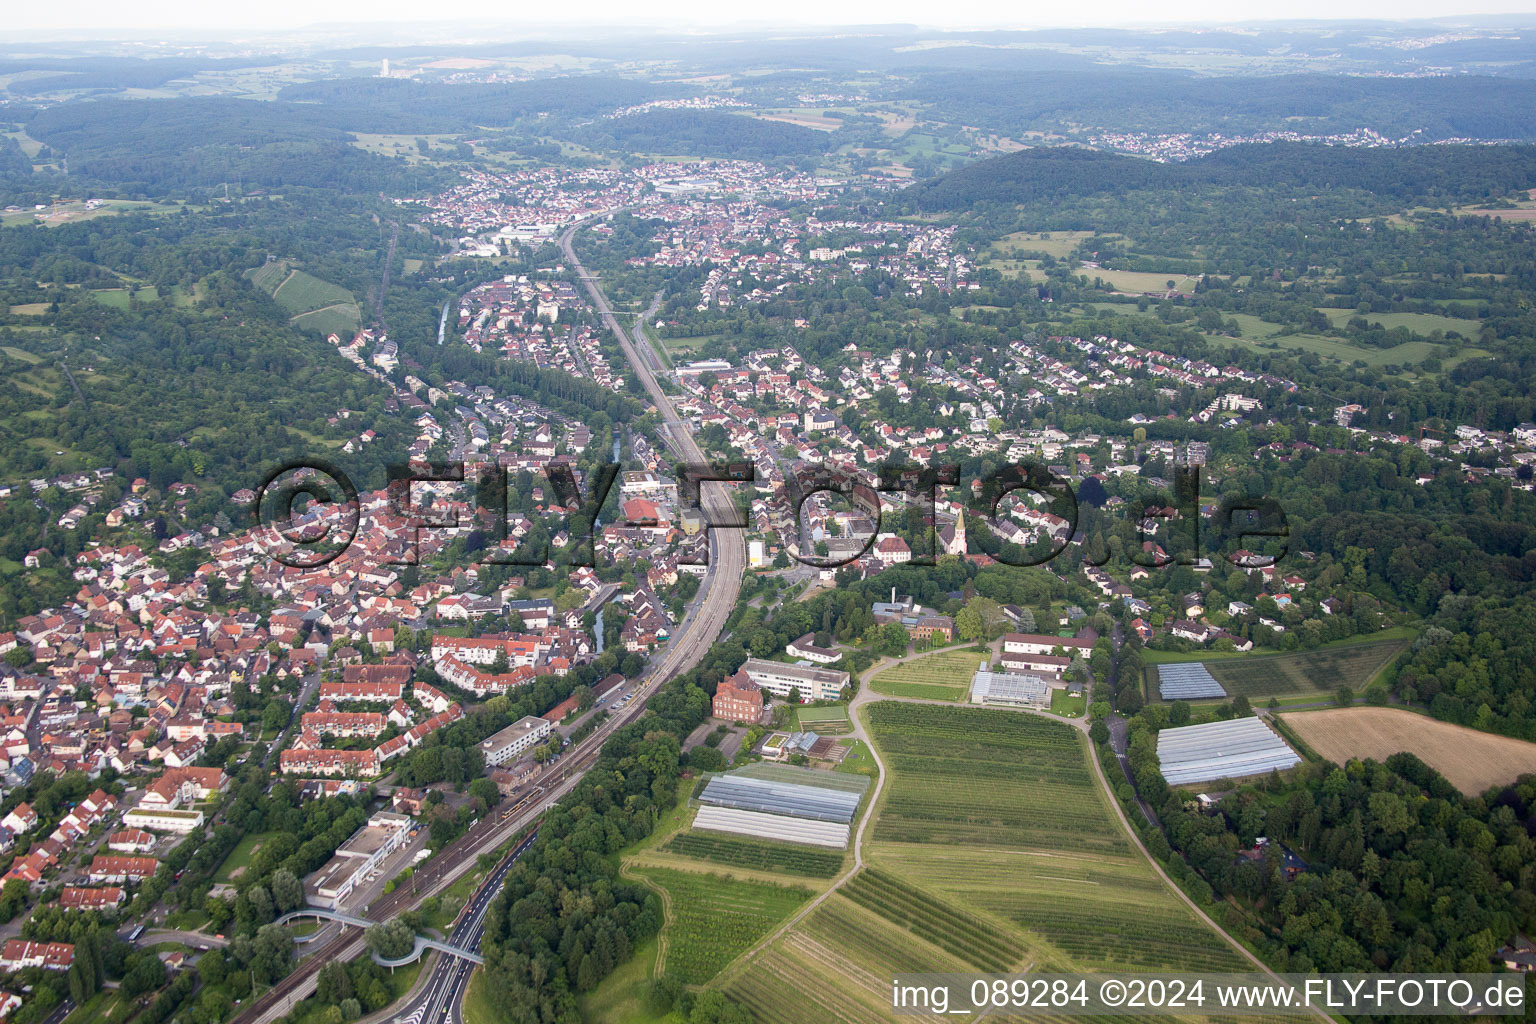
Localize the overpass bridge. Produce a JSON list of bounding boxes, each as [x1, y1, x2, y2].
[[274, 909, 485, 967]]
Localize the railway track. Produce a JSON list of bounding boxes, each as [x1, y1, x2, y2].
[[233, 216, 745, 1024]]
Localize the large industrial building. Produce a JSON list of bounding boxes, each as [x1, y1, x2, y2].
[[1156, 718, 1301, 785], [739, 658, 849, 702]]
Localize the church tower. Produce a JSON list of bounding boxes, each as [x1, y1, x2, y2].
[[944, 510, 967, 556]]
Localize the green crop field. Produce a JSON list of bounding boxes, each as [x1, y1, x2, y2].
[[796, 705, 850, 724], [291, 303, 361, 336], [663, 832, 845, 878], [1148, 637, 1409, 703], [634, 866, 812, 984], [877, 843, 1249, 974], [868, 649, 983, 701], [271, 269, 355, 315], [721, 701, 1248, 1022], [1088, 268, 1203, 294], [1320, 308, 1480, 337], [90, 288, 159, 310], [247, 260, 291, 293], [795, 704, 851, 732], [987, 229, 1108, 260], [866, 702, 1126, 852], [246, 261, 361, 334], [842, 867, 1025, 971]]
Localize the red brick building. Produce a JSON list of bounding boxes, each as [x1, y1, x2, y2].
[[909, 615, 954, 643], [713, 675, 763, 722]]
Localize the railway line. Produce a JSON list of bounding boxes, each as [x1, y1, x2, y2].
[[231, 219, 745, 1024]]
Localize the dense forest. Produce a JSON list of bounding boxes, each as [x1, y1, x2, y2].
[[574, 110, 833, 162], [897, 67, 1536, 140], [903, 142, 1536, 211]]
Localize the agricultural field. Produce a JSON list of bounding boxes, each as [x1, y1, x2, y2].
[[866, 702, 1126, 851], [752, 109, 845, 132], [291, 305, 363, 337], [245, 260, 362, 334], [795, 704, 851, 732], [720, 701, 1249, 1023], [868, 648, 982, 701], [1086, 267, 1203, 295], [631, 866, 812, 984], [1147, 636, 1407, 703], [663, 831, 845, 878], [271, 269, 356, 316], [89, 287, 160, 310], [1280, 707, 1536, 795], [841, 867, 1025, 971], [986, 229, 1108, 260]]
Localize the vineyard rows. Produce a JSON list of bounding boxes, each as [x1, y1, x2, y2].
[[664, 831, 845, 877], [866, 702, 1125, 851], [842, 868, 1025, 973]]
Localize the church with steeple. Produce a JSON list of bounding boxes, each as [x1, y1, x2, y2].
[[939, 511, 966, 557]]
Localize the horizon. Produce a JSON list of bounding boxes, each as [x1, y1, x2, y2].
[[3, 8, 1536, 42]]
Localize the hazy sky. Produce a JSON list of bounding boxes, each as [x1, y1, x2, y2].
[[5, 0, 1534, 35]]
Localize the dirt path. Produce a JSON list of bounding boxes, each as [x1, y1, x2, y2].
[[620, 859, 673, 977]]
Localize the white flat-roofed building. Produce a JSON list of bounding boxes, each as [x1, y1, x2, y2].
[[478, 715, 552, 767], [123, 807, 204, 833], [1003, 632, 1095, 657], [304, 811, 412, 909], [740, 658, 848, 702]]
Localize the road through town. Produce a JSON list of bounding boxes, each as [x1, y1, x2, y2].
[[230, 221, 746, 1024]]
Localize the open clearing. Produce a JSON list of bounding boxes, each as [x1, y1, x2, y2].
[[1320, 309, 1480, 336], [1087, 267, 1203, 295], [753, 110, 844, 132], [868, 648, 982, 701], [720, 703, 1248, 1023], [1147, 636, 1408, 703], [1280, 706, 1536, 795], [987, 229, 1108, 260], [1196, 311, 1485, 368]]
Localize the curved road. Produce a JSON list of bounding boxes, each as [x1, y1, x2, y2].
[[233, 221, 746, 1024], [239, 223, 749, 1024], [404, 225, 749, 1024]]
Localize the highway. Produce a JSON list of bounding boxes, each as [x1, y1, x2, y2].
[[559, 217, 746, 630], [231, 220, 746, 1024], [388, 830, 538, 1024]]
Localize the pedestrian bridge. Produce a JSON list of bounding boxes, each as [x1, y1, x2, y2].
[[275, 909, 485, 967]]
